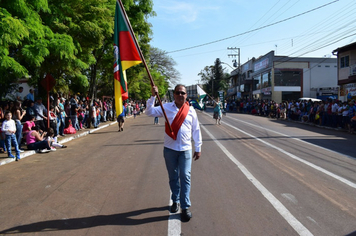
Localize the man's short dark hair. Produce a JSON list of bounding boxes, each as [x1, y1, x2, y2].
[[174, 84, 186, 92]]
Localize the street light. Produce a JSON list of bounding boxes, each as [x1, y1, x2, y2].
[[221, 61, 236, 70]]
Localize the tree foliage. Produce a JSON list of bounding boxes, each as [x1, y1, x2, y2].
[[198, 58, 230, 98], [0, 0, 179, 102], [148, 47, 181, 87]]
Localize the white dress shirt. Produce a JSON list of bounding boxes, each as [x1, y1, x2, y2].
[[146, 96, 202, 152], [2, 119, 16, 135]]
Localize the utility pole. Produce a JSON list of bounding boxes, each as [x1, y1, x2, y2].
[[227, 47, 241, 97]]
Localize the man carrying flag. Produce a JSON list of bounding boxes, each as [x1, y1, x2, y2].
[[115, 0, 192, 220], [146, 84, 202, 222], [114, 0, 142, 116]]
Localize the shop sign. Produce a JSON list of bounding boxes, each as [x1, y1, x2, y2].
[[340, 84, 356, 97], [254, 58, 269, 72]]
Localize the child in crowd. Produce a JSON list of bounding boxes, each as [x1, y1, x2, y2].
[[45, 128, 67, 150], [77, 108, 84, 129], [1, 111, 21, 160]]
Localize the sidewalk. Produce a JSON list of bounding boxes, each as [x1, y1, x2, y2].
[[0, 121, 118, 166]]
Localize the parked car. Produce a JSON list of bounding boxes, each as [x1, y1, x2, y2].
[[298, 97, 322, 102]]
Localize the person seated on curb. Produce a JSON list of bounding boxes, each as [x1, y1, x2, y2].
[[26, 126, 52, 153], [45, 128, 67, 150], [22, 115, 36, 141]]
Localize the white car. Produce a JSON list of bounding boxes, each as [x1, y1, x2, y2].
[[298, 97, 322, 102]]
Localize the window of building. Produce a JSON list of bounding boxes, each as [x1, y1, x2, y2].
[[253, 76, 260, 90], [274, 69, 302, 86], [261, 72, 271, 88], [340, 55, 349, 68]]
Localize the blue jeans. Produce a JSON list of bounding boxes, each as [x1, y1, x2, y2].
[[163, 147, 192, 209], [15, 120, 23, 148], [59, 116, 65, 135], [5, 134, 20, 158], [27, 140, 50, 150], [71, 115, 80, 130], [103, 111, 107, 122], [92, 117, 98, 128], [56, 117, 60, 135]]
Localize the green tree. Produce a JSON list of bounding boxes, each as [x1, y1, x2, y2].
[[198, 58, 229, 98], [148, 47, 181, 87], [0, 0, 51, 98]]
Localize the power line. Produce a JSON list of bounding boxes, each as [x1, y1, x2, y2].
[[166, 0, 339, 54]]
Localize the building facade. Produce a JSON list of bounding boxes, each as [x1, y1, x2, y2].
[[227, 50, 337, 103], [332, 42, 356, 101]]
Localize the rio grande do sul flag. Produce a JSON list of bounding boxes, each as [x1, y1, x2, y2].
[[114, 0, 142, 115]]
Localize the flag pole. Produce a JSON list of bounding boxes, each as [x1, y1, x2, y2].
[[116, 0, 173, 134]]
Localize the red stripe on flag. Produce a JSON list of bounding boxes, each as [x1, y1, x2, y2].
[[119, 31, 141, 62]]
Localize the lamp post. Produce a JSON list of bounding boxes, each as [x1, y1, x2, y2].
[[227, 47, 241, 98], [221, 61, 236, 70]]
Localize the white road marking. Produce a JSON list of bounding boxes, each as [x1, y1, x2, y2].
[[203, 112, 356, 189], [201, 125, 314, 236], [219, 118, 356, 189], [282, 193, 299, 205], [167, 199, 181, 236], [227, 115, 356, 160]]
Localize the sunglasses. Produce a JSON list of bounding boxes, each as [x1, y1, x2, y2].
[[174, 91, 186, 95]]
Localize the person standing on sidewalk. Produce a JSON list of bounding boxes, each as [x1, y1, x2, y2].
[[145, 84, 202, 222], [1, 111, 21, 161], [34, 97, 48, 132]]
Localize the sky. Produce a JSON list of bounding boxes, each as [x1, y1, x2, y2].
[[147, 0, 356, 87]]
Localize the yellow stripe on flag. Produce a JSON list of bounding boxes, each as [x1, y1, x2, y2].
[[121, 61, 142, 71], [115, 79, 123, 116]]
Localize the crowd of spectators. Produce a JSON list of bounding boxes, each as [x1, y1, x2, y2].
[[0, 86, 148, 159], [225, 98, 356, 133], [0, 87, 118, 158]]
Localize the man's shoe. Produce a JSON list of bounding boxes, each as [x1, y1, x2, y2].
[[16, 156, 20, 161], [181, 209, 192, 221], [170, 202, 179, 213], [121, 127, 123, 131]]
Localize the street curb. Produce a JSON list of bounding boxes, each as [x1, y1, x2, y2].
[[0, 121, 118, 167]]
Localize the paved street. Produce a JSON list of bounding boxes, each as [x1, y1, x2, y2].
[[0, 110, 355, 236]]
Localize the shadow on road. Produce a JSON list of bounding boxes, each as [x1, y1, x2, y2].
[[0, 206, 169, 234]]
